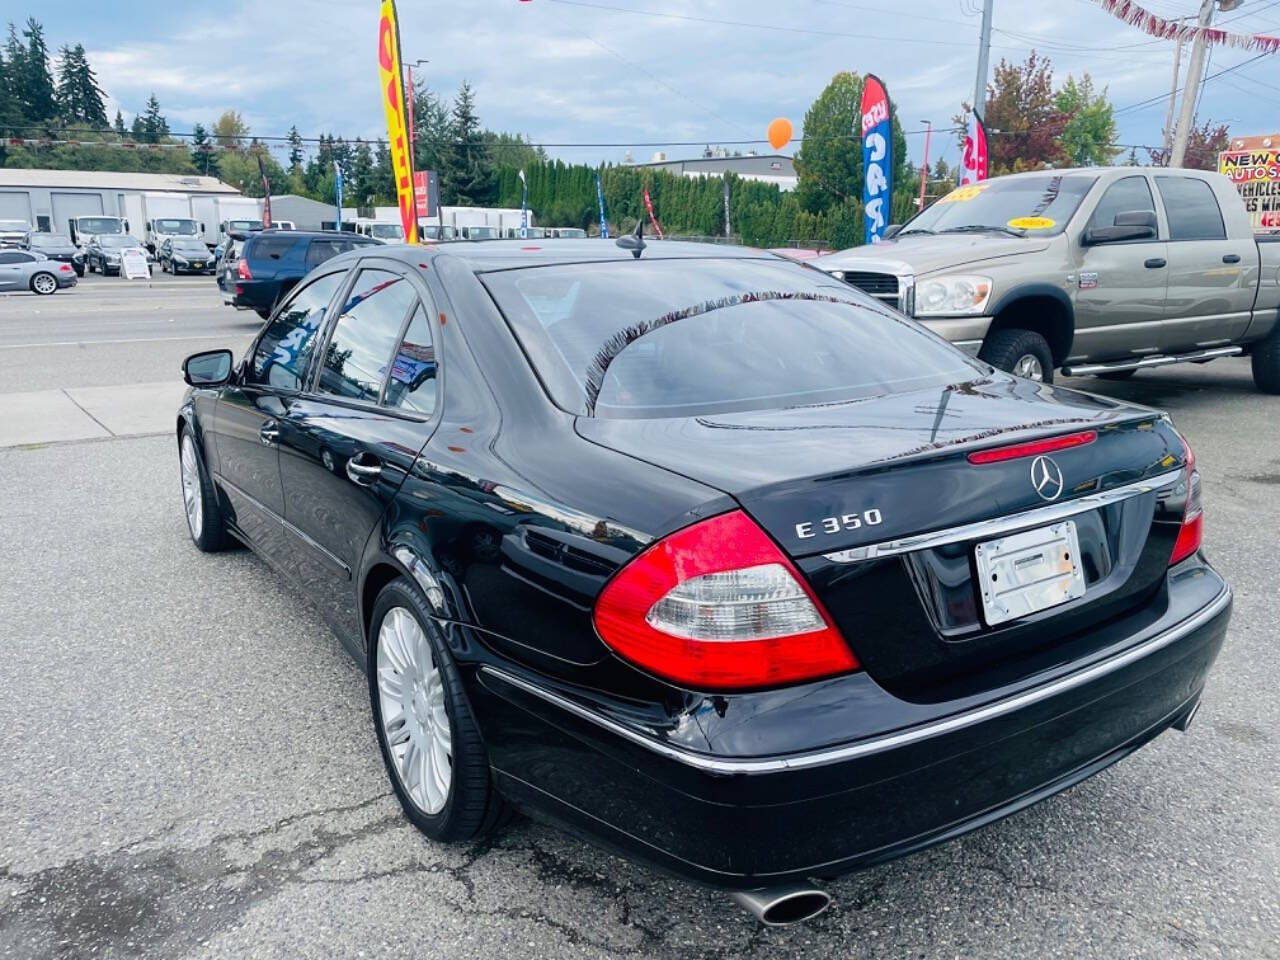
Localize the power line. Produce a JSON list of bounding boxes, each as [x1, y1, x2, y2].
[[1113, 51, 1269, 115]]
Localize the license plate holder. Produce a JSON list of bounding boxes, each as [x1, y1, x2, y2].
[[974, 520, 1085, 626]]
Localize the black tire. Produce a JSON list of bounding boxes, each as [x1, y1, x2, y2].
[[1097, 369, 1137, 381], [29, 271, 58, 295], [73, 264, 84, 278], [87, 258, 96, 274], [368, 578, 510, 842], [1252, 322, 1280, 394], [980, 328, 1055, 384], [178, 426, 228, 552]]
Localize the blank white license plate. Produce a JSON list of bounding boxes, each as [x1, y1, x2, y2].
[[974, 520, 1085, 626]]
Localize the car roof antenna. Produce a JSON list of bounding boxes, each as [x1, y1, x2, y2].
[[615, 219, 645, 259]]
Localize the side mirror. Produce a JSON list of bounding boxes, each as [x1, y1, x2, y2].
[[882, 224, 903, 240], [123, 219, 130, 232], [1083, 209, 1156, 245], [183, 349, 234, 387]]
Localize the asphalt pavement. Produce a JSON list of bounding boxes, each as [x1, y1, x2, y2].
[[0, 282, 1277, 958]]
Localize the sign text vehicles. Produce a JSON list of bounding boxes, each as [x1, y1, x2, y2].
[[1219, 135, 1280, 230]]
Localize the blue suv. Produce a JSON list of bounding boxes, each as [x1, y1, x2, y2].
[[227, 230, 379, 318]]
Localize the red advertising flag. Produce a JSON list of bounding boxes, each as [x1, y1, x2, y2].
[[413, 171, 429, 217], [960, 113, 988, 185], [257, 152, 273, 228], [643, 186, 664, 239]]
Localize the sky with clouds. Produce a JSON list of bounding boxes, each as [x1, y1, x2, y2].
[[9, 0, 1280, 169]]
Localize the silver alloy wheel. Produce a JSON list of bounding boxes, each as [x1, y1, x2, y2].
[[32, 273, 56, 295], [377, 607, 452, 815], [1014, 353, 1045, 382], [180, 434, 203, 540]]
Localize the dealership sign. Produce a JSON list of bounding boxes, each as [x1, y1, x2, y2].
[[860, 74, 893, 245], [1219, 135, 1280, 230]]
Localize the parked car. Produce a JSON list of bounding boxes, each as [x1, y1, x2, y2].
[[224, 229, 378, 317], [159, 237, 216, 275], [0, 218, 33, 248], [24, 232, 86, 276], [817, 167, 1280, 393], [177, 240, 1228, 926], [0, 248, 76, 294], [86, 235, 151, 277]]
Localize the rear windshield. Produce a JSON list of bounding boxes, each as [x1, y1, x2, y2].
[[482, 258, 978, 418]]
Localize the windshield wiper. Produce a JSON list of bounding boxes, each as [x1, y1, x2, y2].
[[896, 228, 934, 236], [939, 224, 1026, 238]]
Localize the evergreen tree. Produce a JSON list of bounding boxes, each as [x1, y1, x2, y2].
[[113, 108, 125, 137], [374, 140, 395, 202], [443, 82, 495, 206], [55, 44, 107, 127], [17, 18, 56, 124], [130, 114, 143, 139], [140, 93, 168, 143], [286, 125, 304, 172], [0, 43, 22, 135], [351, 138, 376, 205], [190, 122, 217, 176], [212, 109, 248, 148]]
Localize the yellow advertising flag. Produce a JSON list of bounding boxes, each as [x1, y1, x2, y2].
[[377, 0, 417, 244]]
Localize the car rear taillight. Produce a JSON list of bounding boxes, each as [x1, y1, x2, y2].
[[593, 510, 858, 691], [58, 263, 72, 272], [1169, 431, 1202, 566], [237, 258, 251, 280], [967, 430, 1097, 464]]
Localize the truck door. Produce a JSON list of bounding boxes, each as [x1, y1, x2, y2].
[[1071, 175, 1169, 362], [1153, 174, 1255, 352]]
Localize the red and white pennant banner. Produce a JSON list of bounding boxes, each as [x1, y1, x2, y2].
[[1093, 0, 1280, 53]]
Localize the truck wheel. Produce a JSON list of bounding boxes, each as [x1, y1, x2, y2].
[[979, 329, 1055, 384], [1252, 323, 1280, 394]]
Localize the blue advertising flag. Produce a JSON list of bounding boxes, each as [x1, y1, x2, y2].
[[860, 74, 893, 245], [335, 161, 344, 231], [595, 171, 609, 239]]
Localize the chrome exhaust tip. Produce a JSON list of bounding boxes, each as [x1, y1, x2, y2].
[[1173, 698, 1201, 732], [730, 884, 832, 926]]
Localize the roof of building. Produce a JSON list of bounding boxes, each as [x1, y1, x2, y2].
[[633, 154, 797, 178], [0, 169, 239, 194]]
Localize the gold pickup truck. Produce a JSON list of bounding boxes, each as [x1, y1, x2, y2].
[[816, 167, 1280, 393]]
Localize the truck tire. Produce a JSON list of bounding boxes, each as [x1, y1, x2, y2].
[[979, 328, 1055, 384], [1252, 323, 1280, 394]]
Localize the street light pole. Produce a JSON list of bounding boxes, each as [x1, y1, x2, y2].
[[918, 120, 932, 211], [1170, 0, 1216, 168], [972, 0, 994, 121], [1162, 29, 1186, 158]]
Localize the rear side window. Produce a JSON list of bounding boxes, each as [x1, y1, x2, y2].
[[482, 258, 978, 418], [385, 304, 437, 416], [316, 269, 417, 402], [248, 272, 343, 390], [306, 238, 370, 269], [1156, 177, 1226, 240], [247, 235, 297, 260], [1089, 176, 1155, 231]]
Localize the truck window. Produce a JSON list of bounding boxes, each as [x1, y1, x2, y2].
[[1089, 176, 1156, 231], [1155, 177, 1226, 241], [248, 235, 298, 260]]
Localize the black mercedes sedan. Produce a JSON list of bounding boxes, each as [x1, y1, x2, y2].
[[23, 232, 86, 276], [176, 239, 1229, 926]]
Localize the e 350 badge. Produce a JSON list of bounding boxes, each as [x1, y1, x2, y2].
[[796, 509, 884, 540]]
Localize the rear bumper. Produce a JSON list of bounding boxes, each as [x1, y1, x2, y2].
[[470, 565, 1230, 888]]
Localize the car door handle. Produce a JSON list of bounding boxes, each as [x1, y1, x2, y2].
[[1144, 258, 1166, 269], [346, 454, 382, 484], [1223, 253, 1241, 263], [258, 421, 280, 446]]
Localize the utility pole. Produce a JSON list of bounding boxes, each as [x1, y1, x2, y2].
[[1161, 30, 1186, 158], [918, 121, 932, 210], [1170, 0, 1216, 168], [973, 0, 994, 120]]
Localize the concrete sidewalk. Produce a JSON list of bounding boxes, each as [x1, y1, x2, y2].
[[0, 380, 186, 447]]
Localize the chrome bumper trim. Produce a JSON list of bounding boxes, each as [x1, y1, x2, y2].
[[823, 468, 1181, 564], [479, 582, 1230, 775]]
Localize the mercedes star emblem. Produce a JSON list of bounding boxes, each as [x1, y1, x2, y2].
[[1030, 455, 1065, 502]]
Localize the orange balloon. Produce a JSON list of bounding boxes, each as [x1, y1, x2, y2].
[[767, 117, 793, 151]]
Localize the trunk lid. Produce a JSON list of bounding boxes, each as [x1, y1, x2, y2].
[[578, 375, 1187, 698]]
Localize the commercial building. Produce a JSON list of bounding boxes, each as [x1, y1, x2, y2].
[[0, 169, 239, 236], [630, 153, 798, 191]]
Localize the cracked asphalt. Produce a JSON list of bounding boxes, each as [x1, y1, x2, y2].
[[0, 355, 1277, 958]]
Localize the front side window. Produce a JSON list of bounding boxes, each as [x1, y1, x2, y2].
[[248, 272, 343, 390], [316, 269, 417, 402], [482, 258, 978, 418], [1088, 176, 1156, 232], [385, 304, 438, 415], [1156, 176, 1227, 241]]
